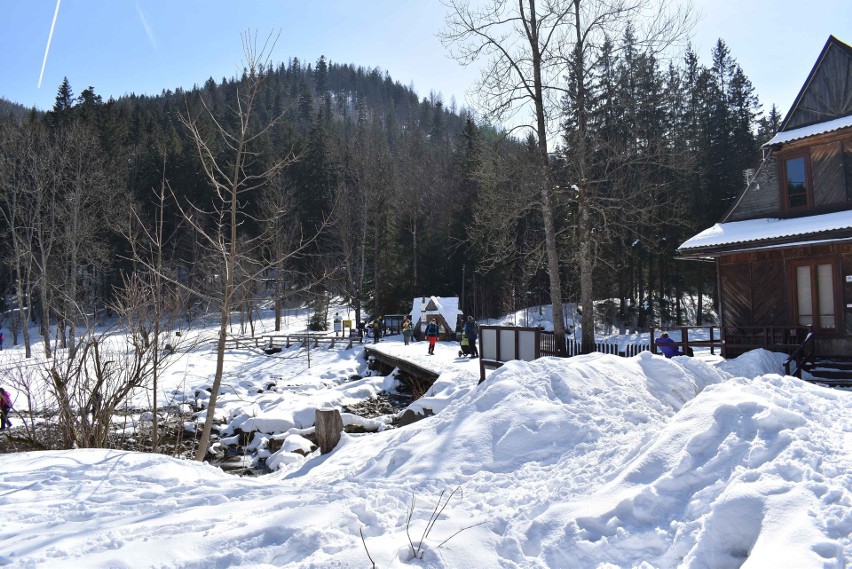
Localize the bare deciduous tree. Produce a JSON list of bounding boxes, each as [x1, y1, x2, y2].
[[561, 0, 694, 350], [442, 0, 576, 354], [443, 0, 694, 351], [176, 32, 324, 461], [0, 121, 36, 358]]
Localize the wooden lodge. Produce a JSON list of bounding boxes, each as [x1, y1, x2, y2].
[[678, 36, 852, 380]]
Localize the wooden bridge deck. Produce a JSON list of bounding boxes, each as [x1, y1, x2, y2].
[[363, 344, 445, 382]]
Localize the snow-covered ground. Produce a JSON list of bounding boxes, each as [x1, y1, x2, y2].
[[0, 309, 849, 568]]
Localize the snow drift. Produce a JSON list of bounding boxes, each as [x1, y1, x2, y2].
[[0, 351, 849, 568]]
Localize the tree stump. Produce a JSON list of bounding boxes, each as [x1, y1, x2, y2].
[[315, 409, 343, 454]]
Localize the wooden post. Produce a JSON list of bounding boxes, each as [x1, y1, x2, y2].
[[710, 326, 715, 355], [315, 409, 343, 454]]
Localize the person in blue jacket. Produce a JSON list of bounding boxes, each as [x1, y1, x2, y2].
[[463, 316, 479, 358], [424, 318, 439, 355], [656, 333, 682, 358]]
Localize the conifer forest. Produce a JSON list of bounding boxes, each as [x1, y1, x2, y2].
[[0, 35, 782, 348]]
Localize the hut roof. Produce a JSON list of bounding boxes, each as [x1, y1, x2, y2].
[[410, 296, 462, 326]]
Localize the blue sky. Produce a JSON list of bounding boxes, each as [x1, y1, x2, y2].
[[1, 0, 850, 123]]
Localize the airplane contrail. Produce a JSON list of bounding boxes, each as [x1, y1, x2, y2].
[[38, 0, 62, 89], [136, 3, 157, 50]]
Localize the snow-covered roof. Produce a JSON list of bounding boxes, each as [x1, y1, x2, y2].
[[410, 295, 462, 326], [678, 209, 852, 253], [763, 114, 852, 147]]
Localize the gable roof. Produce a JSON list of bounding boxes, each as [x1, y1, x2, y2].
[[410, 296, 462, 326], [678, 210, 852, 258], [779, 35, 852, 132]]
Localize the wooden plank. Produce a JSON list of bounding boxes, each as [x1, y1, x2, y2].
[[785, 41, 852, 129], [363, 346, 440, 382], [720, 263, 754, 331], [811, 140, 847, 207], [752, 259, 787, 327]]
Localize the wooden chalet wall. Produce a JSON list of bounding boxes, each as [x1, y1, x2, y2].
[[846, 141, 852, 201], [725, 36, 852, 223], [783, 40, 852, 130], [811, 135, 851, 209], [727, 155, 780, 221], [728, 132, 851, 222], [719, 243, 852, 355], [719, 252, 787, 331]]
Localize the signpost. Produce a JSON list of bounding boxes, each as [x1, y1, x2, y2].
[[478, 326, 542, 383]]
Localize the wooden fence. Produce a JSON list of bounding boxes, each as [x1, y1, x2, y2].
[[225, 330, 362, 352], [540, 332, 649, 358]]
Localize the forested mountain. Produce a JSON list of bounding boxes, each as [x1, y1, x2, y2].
[[0, 38, 774, 345], [0, 97, 31, 122]]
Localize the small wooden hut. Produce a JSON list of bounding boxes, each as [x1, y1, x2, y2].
[[410, 296, 462, 340]]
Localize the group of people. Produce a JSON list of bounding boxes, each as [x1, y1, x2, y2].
[[360, 313, 480, 357], [355, 318, 385, 343], [459, 316, 479, 358], [424, 315, 478, 357]]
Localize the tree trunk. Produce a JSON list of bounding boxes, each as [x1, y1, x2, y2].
[[411, 217, 418, 296], [696, 287, 703, 326], [373, 218, 381, 313], [274, 274, 282, 331], [578, 185, 595, 353], [529, 0, 565, 355], [13, 251, 32, 358], [39, 287, 52, 358], [315, 408, 343, 454]]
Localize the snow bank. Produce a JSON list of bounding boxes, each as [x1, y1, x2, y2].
[[521, 373, 850, 568], [1, 351, 849, 568]]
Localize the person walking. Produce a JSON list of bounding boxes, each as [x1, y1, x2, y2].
[[0, 387, 13, 430], [425, 318, 439, 355], [372, 318, 382, 344], [463, 316, 479, 358], [402, 317, 413, 345]]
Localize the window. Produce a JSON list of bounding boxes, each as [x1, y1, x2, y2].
[[793, 259, 837, 331], [781, 152, 812, 210]]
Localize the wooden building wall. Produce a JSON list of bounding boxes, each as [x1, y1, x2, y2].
[[811, 138, 849, 208], [784, 41, 852, 130], [719, 252, 787, 331], [728, 132, 851, 222], [727, 155, 781, 221], [845, 140, 852, 201], [719, 243, 852, 357]]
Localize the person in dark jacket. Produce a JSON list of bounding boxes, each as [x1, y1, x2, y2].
[[0, 387, 13, 430], [371, 318, 383, 344], [424, 318, 439, 355], [402, 317, 413, 345], [656, 333, 682, 358], [463, 316, 479, 358]]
